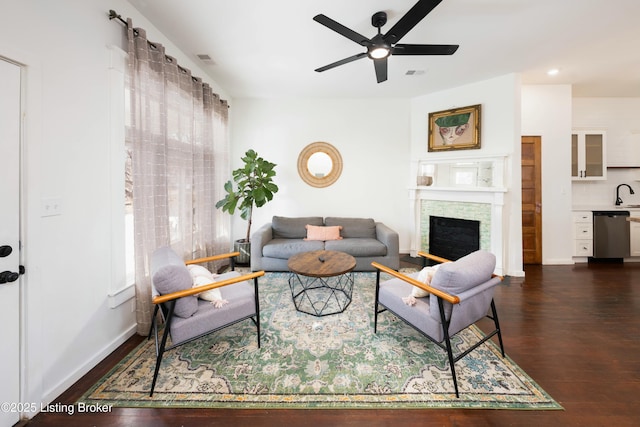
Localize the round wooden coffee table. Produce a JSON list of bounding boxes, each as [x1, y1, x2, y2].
[[287, 250, 356, 316]]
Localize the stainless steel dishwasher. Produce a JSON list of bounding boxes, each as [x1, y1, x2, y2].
[[592, 211, 630, 258]]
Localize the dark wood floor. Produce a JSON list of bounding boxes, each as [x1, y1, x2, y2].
[[22, 262, 640, 427]]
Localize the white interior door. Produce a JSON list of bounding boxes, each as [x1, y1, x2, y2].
[[0, 58, 22, 427]]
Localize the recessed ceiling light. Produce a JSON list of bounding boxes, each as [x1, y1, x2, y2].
[[547, 68, 560, 76]]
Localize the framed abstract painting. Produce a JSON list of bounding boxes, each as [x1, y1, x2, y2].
[[428, 104, 481, 152]]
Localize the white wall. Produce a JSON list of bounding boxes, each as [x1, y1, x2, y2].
[[521, 85, 574, 264], [230, 98, 412, 251], [410, 74, 524, 276], [572, 97, 640, 207], [1, 0, 229, 412]]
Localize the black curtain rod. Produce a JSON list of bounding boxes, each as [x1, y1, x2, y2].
[[109, 9, 141, 37], [108, 10, 128, 27]]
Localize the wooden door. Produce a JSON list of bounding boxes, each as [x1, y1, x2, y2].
[[522, 136, 542, 264], [0, 57, 22, 427]]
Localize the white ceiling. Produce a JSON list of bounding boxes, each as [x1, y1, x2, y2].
[[126, 0, 640, 99]]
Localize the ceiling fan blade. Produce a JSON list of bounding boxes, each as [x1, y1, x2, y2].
[[313, 14, 372, 46], [383, 0, 443, 44], [315, 53, 367, 73], [374, 58, 388, 83], [393, 43, 459, 55]]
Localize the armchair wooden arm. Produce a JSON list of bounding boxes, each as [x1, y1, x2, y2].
[[185, 251, 241, 265], [153, 270, 265, 305], [417, 251, 451, 265], [371, 261, 459, 304]]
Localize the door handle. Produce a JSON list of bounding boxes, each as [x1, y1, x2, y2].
[[0, 266, 24, 284], [0, 245, 12, 257], [0, 270, 19, 283]]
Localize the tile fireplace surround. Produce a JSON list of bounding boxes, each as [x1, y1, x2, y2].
[[409, 186, 506, 275]]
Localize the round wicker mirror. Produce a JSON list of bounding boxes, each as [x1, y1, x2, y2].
[[297, 142, 343, 188]]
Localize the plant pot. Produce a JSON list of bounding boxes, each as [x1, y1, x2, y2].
[[234, 239, 251, 265]]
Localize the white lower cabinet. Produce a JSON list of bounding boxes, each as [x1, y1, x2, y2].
[[572, 211, 593, 257]]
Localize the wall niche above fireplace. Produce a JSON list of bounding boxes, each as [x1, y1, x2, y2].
[[414, 155, 506, 191]]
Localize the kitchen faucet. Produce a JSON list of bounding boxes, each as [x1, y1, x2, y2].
[[615, 183, 635, 206]]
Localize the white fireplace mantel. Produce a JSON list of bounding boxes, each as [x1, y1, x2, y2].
[[409, 186, 507, 275]]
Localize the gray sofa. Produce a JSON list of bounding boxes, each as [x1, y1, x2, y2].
[[251, 216, 399, 272]]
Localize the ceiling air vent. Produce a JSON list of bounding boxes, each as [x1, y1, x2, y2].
[[196, 54, 215, 65], [405, 70, 426, 76]]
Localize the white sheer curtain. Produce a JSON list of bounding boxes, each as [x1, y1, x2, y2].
[[125, 21, 230, 334]]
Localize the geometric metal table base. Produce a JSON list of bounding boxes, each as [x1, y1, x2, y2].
[[288, 272, 354, 317]]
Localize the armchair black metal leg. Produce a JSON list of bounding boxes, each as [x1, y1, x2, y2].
[[438, 298, 460, 398], [254, 277, 261, 348], [374, 270, 381, 333], [490, 299, 505, 357], [444, 336, 459, 398], [147, 305, 160, 340], [150, 302, 175, 397]]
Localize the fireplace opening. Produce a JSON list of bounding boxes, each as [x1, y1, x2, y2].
[[429, 216, 480, 261]]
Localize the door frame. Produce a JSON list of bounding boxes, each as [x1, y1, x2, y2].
[[0, 56, 22, 427], [1, 45, 44, 420]]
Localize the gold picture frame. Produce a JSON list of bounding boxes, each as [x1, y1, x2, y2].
[[428, 104, 481, 152]]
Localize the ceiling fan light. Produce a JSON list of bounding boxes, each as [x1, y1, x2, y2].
[[369, 46, 390, 59]]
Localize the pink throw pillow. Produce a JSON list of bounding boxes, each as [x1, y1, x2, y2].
[[304, 224, 343, 241]]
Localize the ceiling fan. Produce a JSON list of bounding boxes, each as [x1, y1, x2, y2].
[[313, 0, 459, 83]]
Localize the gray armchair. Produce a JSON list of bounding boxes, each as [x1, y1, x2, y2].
[[148, 246, 265, 396], [372, 250, 504, 398]]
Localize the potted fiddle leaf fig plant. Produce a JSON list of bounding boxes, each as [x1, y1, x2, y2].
[[216, 149, 278, 264]]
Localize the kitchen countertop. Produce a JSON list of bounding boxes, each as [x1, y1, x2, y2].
[[573, 205, 640, 211], [627, 217, 640, 223]]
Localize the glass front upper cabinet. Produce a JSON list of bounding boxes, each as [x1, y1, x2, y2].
[[571, 130, 606, 180]]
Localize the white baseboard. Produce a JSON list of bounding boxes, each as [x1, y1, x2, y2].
[[505, 269, 525, 277], [543, 258, 575, 265], [41, 323, 137, 408]]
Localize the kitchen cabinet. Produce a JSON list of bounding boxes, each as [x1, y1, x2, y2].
[[572, 211, 593, 257], [572, 130, 606, 180], [630, 219, 640, 257], [607, 131, 640, 167]]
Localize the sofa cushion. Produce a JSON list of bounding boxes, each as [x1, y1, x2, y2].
[[272, 216, 324, 239], [169, 276, 255, 345], [305, 224, 342, 241], [262, 239, 325, 259], [151, 246, 198, 318], [428, 250, 497, 325], [430, 250, 496, 295], [324, 217, 377, 239], [325, 238, 387, 257]]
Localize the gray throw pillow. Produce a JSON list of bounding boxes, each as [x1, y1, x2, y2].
[[430, 250, 496, 295], [153, 264, 198, 318], [151, 247, 199, 318]]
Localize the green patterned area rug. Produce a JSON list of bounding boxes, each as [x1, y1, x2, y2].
[[80, 272, 561, 410]]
